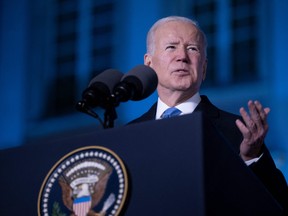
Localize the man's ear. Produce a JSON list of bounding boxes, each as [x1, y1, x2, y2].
[[144, 53, 152, 66]]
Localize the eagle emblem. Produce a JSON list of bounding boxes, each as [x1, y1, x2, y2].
[[58, 159, 114, 216], [38, 146, 128, 216]]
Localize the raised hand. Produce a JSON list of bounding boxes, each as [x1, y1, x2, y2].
[[235, 100, 270, 161]]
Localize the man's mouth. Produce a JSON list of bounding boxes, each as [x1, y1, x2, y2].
[[173, 69, 189, 74]]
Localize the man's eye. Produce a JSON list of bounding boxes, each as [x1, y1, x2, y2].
[[188, 46, 199, 51], [166, 45, 175, 50]]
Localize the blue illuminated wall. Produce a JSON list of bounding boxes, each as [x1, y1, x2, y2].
[[0, 0, 29, 149], [0, 0, 288, 180]]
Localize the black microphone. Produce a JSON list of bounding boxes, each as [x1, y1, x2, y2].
[[112, 65, 158, 102], [76, 69, 123, 111]]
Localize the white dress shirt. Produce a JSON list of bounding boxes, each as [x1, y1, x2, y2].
[[156, 92, 201, 120]]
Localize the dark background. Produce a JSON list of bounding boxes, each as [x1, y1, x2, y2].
[[0, 0, 287, 180]]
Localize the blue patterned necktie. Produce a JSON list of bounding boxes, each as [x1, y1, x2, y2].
[[161, 107, 182, 119]]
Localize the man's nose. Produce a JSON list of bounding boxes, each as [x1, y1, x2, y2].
[[176, 47, 189, 63]]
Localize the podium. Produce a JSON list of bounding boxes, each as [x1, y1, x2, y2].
[[0, 112, 282, 215]]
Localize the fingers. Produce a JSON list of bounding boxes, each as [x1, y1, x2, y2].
[[239, 100, 270, 132], [254, 100, 270, 125], [236, 100, 270, 160], [235, 119, 251, 139], [249, 100, 262, 130], [239, 102, 257, 133]]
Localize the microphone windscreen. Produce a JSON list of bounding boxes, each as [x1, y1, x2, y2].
[[89, 69, 123, 93], [82, 69, 123, 108], [121, 65, 158, 100]]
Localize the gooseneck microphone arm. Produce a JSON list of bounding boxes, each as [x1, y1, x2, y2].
[[75, 101, 105, 127], [76, 100, 115, 129], [104, 104, 117, 129]]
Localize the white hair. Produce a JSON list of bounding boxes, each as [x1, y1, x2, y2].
[[146, 16, 208, 56]]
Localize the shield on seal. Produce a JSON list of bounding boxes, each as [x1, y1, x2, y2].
[[73, 195, 92, 216]]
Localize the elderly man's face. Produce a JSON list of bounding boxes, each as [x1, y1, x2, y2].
[[145, 21, 207, 98]]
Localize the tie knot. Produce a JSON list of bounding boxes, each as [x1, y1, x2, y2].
[[161, 107, 182, 119]]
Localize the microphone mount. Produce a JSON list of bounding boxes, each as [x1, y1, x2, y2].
[[76, 97, 118, 129]]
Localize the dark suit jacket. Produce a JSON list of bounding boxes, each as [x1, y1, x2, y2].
[[129, 95, 288, 214]]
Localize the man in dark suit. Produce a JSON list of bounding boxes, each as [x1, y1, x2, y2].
[[130, 16, 288, 213]]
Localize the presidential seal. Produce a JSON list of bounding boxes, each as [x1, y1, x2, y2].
[[38, 146, 128, 216]]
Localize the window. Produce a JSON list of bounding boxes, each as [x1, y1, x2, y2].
[[44, 0, 116, 117], [91, 1, 115, 75], [191, 0, 217, 86], [230, 0, 258, 83], [188, 0, 259, 86]]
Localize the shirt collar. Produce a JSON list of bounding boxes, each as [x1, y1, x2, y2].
[[155, 92, 201, 120]]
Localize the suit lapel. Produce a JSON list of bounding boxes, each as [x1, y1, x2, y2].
[[195, 95, 220, 119]]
